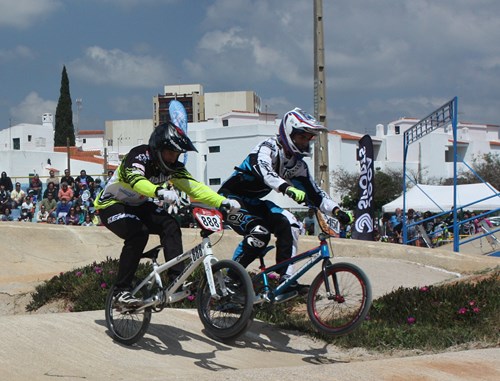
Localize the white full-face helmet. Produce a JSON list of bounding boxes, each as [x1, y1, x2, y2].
[[278, 108, 327, 157]]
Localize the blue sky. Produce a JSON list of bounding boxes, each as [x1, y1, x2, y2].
[[1, 0, 500, 135]]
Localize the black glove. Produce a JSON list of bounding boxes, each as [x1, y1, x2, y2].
[[333, 207, 350, 225]]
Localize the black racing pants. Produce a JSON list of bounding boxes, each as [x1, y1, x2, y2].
[[99, 202, 183, 290]]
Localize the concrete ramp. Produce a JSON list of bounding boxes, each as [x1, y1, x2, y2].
[[0, 309, 498, 381], [0, 223, 499, 380]]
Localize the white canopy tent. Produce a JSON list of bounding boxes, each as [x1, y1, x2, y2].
[[382, 183, 500, 213]]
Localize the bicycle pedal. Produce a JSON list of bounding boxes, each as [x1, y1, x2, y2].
[[274, 291, 298, 304]]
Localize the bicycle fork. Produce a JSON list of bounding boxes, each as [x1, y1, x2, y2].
[[321, 260, 345, 303]]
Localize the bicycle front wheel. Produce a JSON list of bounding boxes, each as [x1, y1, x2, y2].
[[197, 260, 254, 340], [105, 284, 152, 346], [307, 262, 372, 336]]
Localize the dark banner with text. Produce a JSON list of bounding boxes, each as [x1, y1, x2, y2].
[[351, 134, 375, 241]]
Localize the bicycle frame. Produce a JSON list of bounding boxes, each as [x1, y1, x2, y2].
[[130, 233, 227, 312], [253, 233, 333, 304]]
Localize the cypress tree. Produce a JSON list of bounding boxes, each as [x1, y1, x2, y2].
[[54, 65, 76, 146]]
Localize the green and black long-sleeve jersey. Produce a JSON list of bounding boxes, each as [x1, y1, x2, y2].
[[94, 144, 225, 210]]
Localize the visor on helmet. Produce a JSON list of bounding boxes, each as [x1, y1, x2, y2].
[[149, 122, 197, 173]]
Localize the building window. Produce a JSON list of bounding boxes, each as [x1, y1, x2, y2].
[[28, 135, 32, 142], [222, 120, 229, 127], [209, 146, 220, 153], [395, 125, 400, 135], [209, 178, 221, 185], [83, 138, 87, 144], [13, 138, 20, 150]]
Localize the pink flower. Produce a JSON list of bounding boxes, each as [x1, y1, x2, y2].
[[187, 295, 195, 301], [75, 271, 83, 277], [94, 267, 103, 274], [407, 316, 416, 325], [468, 300, 476, 306], [419, 286, 429, 292], [268, 273, 279, 280], [100, 282, 107, 289], [458, 307, 467, 315], [472, 307, 480, 313]]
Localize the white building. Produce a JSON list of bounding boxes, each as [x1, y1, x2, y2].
[[0, 113, 54, 152], [3, 104, 499, 207], [0, 114, 110, 184], [101, 110, 500, 210]]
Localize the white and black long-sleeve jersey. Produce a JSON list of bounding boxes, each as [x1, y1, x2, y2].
[[219, 136, 338, 213]]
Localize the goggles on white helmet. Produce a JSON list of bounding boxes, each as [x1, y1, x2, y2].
[[278, 108, 327, 157]]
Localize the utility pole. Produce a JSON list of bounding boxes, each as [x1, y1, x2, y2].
[[75, 98, 82, 134], [313, 0, 330, 191]]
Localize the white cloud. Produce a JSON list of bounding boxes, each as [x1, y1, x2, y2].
[[70, 46, 170, 88], [10, 92, 56, 124], [0, 46, 35, 62], [0, 0, 61, 28]]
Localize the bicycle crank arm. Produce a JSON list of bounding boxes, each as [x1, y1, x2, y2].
[[167, 289, 191, 303]]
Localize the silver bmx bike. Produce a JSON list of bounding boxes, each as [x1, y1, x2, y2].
[[105, 206, 254, 345]]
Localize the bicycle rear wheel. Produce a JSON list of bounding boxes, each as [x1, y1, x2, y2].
[[307, 262, 372, 336], [105, 284, 152, 345], [197, 260, 254, 340]]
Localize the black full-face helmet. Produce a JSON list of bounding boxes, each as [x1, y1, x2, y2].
[[149, 122, 198, 173]]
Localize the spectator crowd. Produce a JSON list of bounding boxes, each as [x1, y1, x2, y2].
[[0, 169, 114, 226], [2, 170, 495, 245], [377, 207, 495, 247]]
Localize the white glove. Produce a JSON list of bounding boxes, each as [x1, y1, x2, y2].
[[221, 198, 241, 213], [157, 189, 179, 204]]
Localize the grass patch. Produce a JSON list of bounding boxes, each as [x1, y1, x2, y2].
[[26, 260, 499, 351]]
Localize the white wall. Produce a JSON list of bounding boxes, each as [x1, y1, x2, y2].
[[0, 123, 54, 152], [104, 119, 154, 155], [0, 150, 108, 185]]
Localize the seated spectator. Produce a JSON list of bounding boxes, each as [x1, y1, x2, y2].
[[0, 184, 12, 214], [39, 192, 58, 219], [20, 195, 35, 222], [76, 182, 93, 210], [36, 205, 50, 223], [28, 174, 43, 202], [0, 171, 13, 192], [389, 208, 404, 243], [91, 177, 103, 197], [60, 169, 75, 190], [75, 169, 94, 189], [58, 182, 74, 206], [89, 208, 101, 226], [1, 207, 13, 221], [46, 170, 60, 190], [10, 182, 26, 209], [55, 198, 71, 223], [43, 182, 59, 202], [65, 207, 80, 225], [81, 212, 94, 226], [105, 169, 114, 186], [74, 204, 86, 225]]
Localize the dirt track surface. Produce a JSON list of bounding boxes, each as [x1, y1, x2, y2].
[[0, 223, 498, 381]]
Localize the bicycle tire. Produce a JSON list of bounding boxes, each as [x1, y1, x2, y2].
[[105, 284, 152, 345], [196, 260, 254, 340], [307, 262, 372, 336]]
